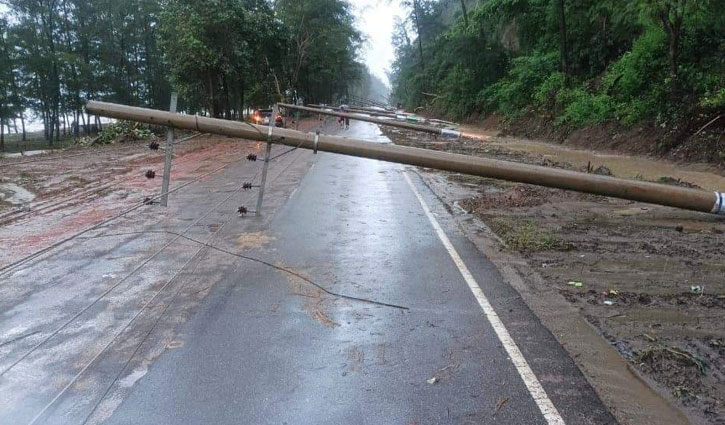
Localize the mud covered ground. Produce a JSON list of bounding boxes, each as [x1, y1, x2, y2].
[[0, 133, 257, 266], [472, 111, 725, 167], [383, 126, 725, 425]]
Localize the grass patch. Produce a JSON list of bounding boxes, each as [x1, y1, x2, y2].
[[1, 131, 75, 153], [488, 217, 561, 252]]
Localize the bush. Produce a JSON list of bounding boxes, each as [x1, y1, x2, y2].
[[556, 89, 614, 126], [96, 121, 153, 144], [533, 72, 566, 110], [615, 97, 656, 125], [478, 51, 559, 117], [602, 27, 667, 100], [433, 65, 479, 120], [699, 87, 725, 110]]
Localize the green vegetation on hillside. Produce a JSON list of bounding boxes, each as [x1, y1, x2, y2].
[[391, 0, 724, 139]]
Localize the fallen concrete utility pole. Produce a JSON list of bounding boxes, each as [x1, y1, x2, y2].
[[309, 104, 398, 119], [294, 103, 483, 140], [311, 104, 461, 129], [85, 101, 725, 216], [280, 103, 462, 138], [311, 104, 442, 126]]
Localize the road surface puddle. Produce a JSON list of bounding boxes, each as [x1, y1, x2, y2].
[[0, 183, 36, 205]]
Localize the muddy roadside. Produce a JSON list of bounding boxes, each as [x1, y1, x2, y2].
[[0, 119, 322, 267], [467, 111, 725, 167], [0, 133, 241, 265], [382, 126, 725, 425], [0, 123, 318, 424]]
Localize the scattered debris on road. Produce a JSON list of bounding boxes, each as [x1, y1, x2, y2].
[[495, 396, 509, 413]]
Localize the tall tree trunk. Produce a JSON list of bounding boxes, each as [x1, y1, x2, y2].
[[74, 109, 80, 137], [557, 0, 569, 83], [42, 4, 61, 146], [1, 115, 5, 151], [43, 109, 49, 141], [223, 75, 231, 119], [54, 107, 60, 143], [460, 0, 469, 27], [660, 12, 683, 82], [412, 0, 425, 70], [20, 113, 26, 142], [240, 81, 245, 120], [207, 72, 217, 118]]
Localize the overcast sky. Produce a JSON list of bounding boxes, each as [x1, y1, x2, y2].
[[352, 0, 406, 87]]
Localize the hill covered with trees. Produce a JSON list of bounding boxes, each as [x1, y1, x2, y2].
[[392, 0, 724, 161]]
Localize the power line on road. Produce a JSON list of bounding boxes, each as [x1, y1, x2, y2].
[[82, 230, 410, 310], [27, 172, 256, 425]]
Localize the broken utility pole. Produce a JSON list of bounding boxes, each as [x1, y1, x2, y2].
[[85, 101, 725, 216], [255, 103, 278, 216], [160, 92, 178, 207]]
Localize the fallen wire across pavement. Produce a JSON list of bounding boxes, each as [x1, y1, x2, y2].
[[0, 169, 253, 378], [81, 230, 409, 310]]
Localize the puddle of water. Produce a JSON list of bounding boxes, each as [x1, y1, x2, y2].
[[21, 150, 50, 156], [119, 368, 148, 388], [1, 150, 50, 158], [0, 183, 36, 204], [492, 138, 725, 191], [350, 121, 392, 144]]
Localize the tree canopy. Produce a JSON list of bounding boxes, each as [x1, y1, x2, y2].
[[0, 0, 370, 142], [391, 0, 725, 129]]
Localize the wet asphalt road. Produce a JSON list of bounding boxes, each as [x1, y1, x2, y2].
[[104, 121, 615, 424], [1, 120, 617, 424]]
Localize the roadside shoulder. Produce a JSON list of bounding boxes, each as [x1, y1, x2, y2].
[[414, 169, 692, 425]]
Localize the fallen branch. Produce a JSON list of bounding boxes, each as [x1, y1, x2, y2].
[[695, 114, 722, 136]]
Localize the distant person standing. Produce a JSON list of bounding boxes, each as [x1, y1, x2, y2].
[[340, 104, 350, 129]]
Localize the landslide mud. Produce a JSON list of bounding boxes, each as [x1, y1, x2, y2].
[[384, 126, 725, 425], [0, 134, 246, 266]]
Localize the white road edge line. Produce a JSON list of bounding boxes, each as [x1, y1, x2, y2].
[[403, 171, 565, 425]]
